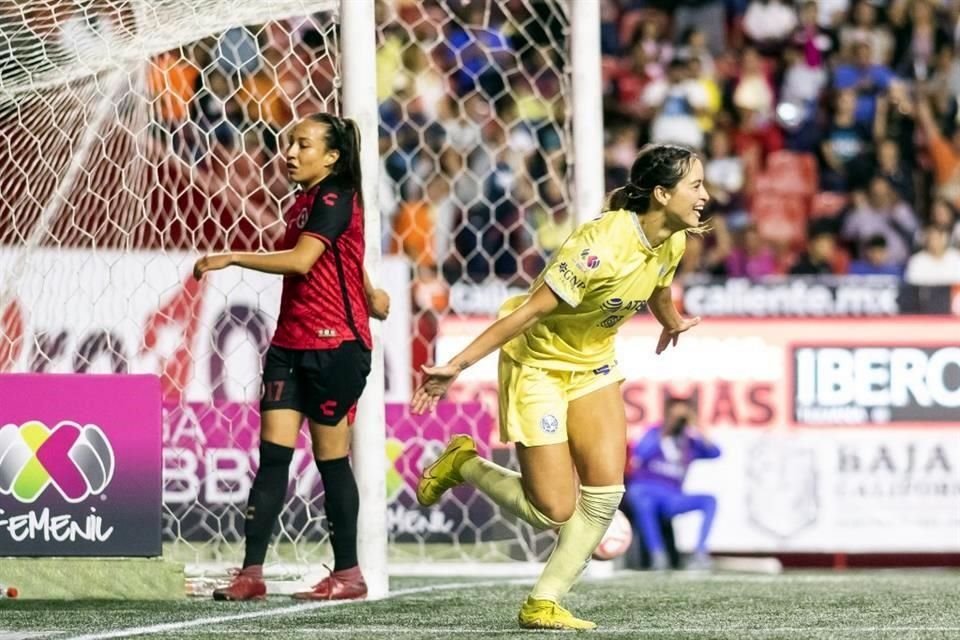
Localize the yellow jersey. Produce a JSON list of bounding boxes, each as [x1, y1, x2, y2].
[[500, 209, 686, 371]]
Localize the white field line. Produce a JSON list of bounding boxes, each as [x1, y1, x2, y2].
[[63, 579, 533, 640]]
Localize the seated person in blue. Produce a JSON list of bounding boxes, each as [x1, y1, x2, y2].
[[625, 398, 720, 570]]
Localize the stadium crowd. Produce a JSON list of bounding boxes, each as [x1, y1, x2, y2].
[[145, 0, 960, 295]]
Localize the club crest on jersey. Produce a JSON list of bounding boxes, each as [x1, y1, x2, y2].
[[296, 209, 309, 229], [577, 248, 600, 270], [540, 414, 559, 434]]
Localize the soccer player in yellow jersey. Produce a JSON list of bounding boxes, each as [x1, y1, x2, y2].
[[411, 144, 709, 630]]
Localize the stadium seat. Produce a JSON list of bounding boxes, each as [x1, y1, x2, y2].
[[750, 192, 809, 249], [809, 191, 850, 219], [759, 151, 818, 198]]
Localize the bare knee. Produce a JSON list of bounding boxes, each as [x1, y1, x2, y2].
[[309, 418, 351, 460], [528, 493, 576, 524]]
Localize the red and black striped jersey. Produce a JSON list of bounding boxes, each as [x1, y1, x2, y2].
[[271, 176, 372, 351]]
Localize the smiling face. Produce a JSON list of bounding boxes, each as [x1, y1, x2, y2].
[[285, 119, 340, 187], [659, 157, 710, 231]]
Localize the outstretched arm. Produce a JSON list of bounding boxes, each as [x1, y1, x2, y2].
[[648, 286, 700, 355], [193, 234, 326, 279], [411, 284, 560, 413]]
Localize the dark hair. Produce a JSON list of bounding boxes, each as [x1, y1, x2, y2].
[[866, 234, 887, 249], [306, 112, 363, 201], [607, 143, 698, 213]]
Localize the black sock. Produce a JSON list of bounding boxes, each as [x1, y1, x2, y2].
[[242, 440, 294, 569], [316, 456, 359, 572]]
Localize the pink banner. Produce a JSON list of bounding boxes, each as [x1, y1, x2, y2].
[[0, 374, 162, 556]]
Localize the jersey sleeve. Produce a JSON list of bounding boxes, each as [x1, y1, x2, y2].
[[656, 232, 687, 288], [541, 226, 609, 308], [302, 187, 355, 246]]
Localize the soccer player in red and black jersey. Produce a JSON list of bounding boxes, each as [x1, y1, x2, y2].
[[193, 113, 389, 602]]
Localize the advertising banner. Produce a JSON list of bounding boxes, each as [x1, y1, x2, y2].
[[0, 250, 411, 404], [435, 316, 960, 552], [436, 316, 960, 436], [161, 401, 494, 543], [442, 277, 959, 317], [0, 374, 162, 556], [675, 428, 960, 552]]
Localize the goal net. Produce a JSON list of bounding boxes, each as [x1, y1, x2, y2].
[[0, 0, 575, 588]]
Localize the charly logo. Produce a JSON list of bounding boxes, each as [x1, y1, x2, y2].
[[0, 421, 115, 504]]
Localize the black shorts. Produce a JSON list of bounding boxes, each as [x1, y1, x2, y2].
[[260, 341, 372, 425]]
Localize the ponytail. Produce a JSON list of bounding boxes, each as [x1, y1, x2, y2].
[[341, 118, 363, 205], [305, 112, 363, 201]]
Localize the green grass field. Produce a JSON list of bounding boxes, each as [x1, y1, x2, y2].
[[1, 571, 958, 640]]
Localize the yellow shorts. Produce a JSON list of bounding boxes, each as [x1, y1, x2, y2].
[[497, 352, 625, 447]]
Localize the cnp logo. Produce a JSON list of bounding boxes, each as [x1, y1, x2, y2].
[[0, 420, 115, 504]]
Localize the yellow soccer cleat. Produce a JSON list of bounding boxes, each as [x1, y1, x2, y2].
[[518, 597, 597, 631], [416, 434, 476, 507]]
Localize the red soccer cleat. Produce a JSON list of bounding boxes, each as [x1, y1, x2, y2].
[[212, 568, 267, 601], [291, 566, 367, 601]]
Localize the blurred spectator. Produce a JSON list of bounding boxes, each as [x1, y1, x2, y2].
[[848, 234, 904, 276], [743, 0, 798, 55], [642, 57, 709, 149], [916, 94, 960, 210], [929, 198, 960, 248], [625, 398, 721, 571], [792, 1, 832, 69], [833, 40, 895, 129], [842, 175, 920, 266], [926, 44, 960, 109], [677, 217, 731, 280], [672, 0, 727, 57], [875, 138, 914, 206], [600, 0, 622, 56], [704, 129, 748, 229], [840, 1, 894, 66], [148, 49, 200, 127], [890, 0, 950, 83], [725, 223, 778, 279], [790, 220, 846, 275], [676, 27, 715, 79], [820, 88, 873, 191], [214, 26, 260, 78], [818, 0, 850, 30], [634, 16, 673, 80], [904, 224, 960, 285], [608, 39, 657, 123], [872, 80, 917, 166], [732, 47, 777, 138], [688, 56, 722, 134], [778, 43, 827, 151], [443, 4, 512, 100]]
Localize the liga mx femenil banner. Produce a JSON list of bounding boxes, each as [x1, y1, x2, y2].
[[0, 374, 162, 556]]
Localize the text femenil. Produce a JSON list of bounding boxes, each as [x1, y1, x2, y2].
[[0, 508, 114, 542]]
